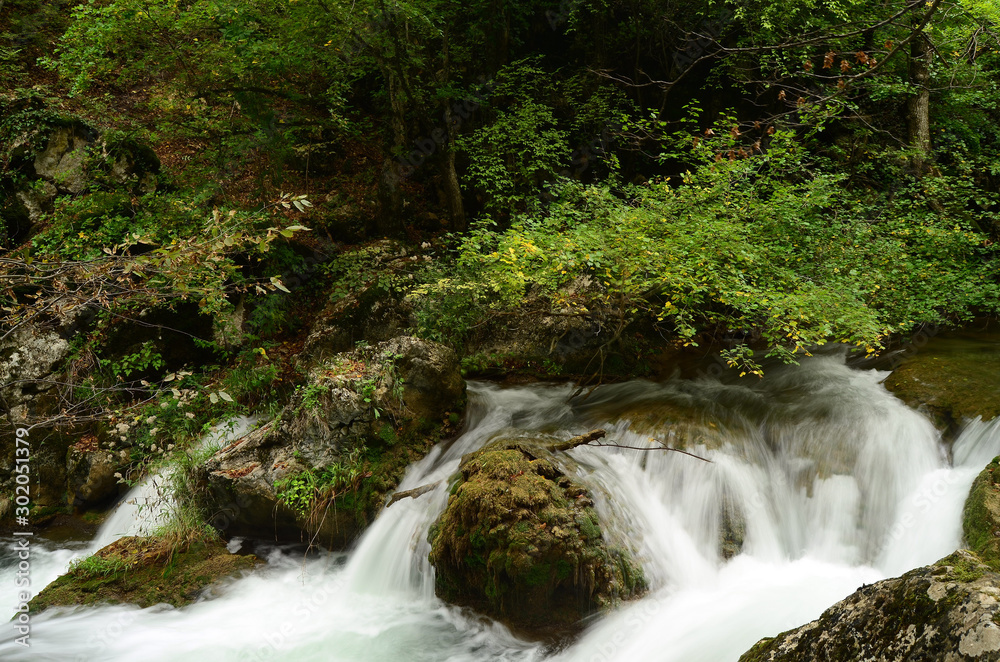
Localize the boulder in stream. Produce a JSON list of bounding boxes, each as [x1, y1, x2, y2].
[[428, 434, 646, 635], [739, 550, 1000, 662], [28, 535, 261, 613]]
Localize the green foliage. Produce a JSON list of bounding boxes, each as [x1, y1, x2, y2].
[[98, 341, 165, 379], [425, 125, 1000, 372], [274, 449, 366, 517], [457, 59, 572, 212], [68, 554, 129, 580], [219, 343, 283, 410], [295, 382, 331, 414], [320, 243, 416, 304]]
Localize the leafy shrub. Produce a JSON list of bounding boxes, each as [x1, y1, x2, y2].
[[425, 126, 1000, 373]]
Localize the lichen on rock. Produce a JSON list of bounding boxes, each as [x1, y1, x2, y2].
[[428, 435, 646, 635], [738, 550, 1000, 662]]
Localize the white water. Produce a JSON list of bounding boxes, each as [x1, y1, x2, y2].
[[0, 416, 258, 638], [3, 356, 1000, 661]]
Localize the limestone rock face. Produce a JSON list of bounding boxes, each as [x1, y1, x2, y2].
[[196, 336, 465, 549], [428, 435, 645, 635], [739, 550, 1000, 662], [66, 447, 121, 509], [0, 324, 77, 517], [3, 114, 160, 238], [32, 125, 92, 194], [0, 323, 70, 422]]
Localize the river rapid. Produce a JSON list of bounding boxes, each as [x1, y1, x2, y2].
[[3, 352, 998, 662]]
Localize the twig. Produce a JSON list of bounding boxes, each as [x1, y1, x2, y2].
[[588, 439, 712, 463]]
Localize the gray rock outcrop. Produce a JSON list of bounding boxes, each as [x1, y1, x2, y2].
[[196, 336, 465, 548], [740, 550, 1000, 662]]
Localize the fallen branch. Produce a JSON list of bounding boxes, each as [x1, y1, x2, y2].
[[388, 430, 711, 507], [588, 440, 712, 463], [386, 480, 442, 507], [551, 429, 607, 451]]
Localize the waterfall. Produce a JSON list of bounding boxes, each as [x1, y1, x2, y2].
[[91, 416, 259, 551], [0, 417, 258, 631], [3, 358, 999, 662]]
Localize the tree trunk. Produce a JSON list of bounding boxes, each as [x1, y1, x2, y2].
[[439, 32, 466, 231], [906, 30, 932, 175], [441, 105, 466, 232]]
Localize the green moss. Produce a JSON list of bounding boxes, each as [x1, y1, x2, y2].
[[947, 552, 986, 582], [883, 335, 1000, 426], [427, 436, 646, 633], [28, 536, 261, 613], [377, 422, 399, 446], [523, 562, 552, 587], [577, 510, 601, 540], [739, 637, 777, 662], [963, 457, 1000, 571]]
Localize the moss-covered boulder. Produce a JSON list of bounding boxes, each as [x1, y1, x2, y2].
[[428, 435, 645, 635], [739, 550, 1000, 662], [964, 456, 1000, 570], [28, 536, 261, 613], [196, 336, 465, 549]]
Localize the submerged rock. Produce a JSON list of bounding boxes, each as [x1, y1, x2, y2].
[[882, 331, 1000, 433], [428, 435, 645, 635], [196, 336, 465, 549], [28, 535, 261, 613], [739, 550, 1000, 662]]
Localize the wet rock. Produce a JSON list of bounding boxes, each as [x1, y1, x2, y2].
[[739, 550, 1000, 662], [196, 336, 465, 549], [428, 435, 646, 635], [67, 446, 122, 509], [882, 331, 1000, 432], [28, 536, 262, 613]]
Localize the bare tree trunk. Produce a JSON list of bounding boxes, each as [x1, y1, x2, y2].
[[907, 30, 932, 175], [441, 105, 466, 231], [374, 73, 407, 237], [440, 31, 466, 231]]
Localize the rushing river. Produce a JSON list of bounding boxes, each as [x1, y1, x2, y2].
[[3, 353, 999, 661]]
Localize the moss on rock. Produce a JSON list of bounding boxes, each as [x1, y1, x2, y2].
[[963, 456, 1000, 571], [882, 333, 1000, 431], [28, 536, 261, 613], [428, 436, 645, 635]]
